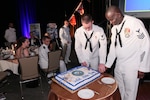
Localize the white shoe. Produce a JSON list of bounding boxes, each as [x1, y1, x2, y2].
[[67, 59, 71, 62], [54, 73, 57, 76], [59, 47, 62, 49], [48, 80, 52, 84], [65, 60, 68, 64], [47, 73, 53, 78]]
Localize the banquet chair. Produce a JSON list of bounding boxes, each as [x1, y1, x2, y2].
[[0, 71, 9, 99], [0, 71, 9, 88], [18, 56, 43, 100], [41, 50, 61, 83], [51, 42, 56, 51]]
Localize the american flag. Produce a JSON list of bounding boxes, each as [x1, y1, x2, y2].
[[69, 1, 84, 26], [69, 14, 76, 26]]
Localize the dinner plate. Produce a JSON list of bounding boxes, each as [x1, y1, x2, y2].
[[77, 89, 94, 99], [101, 77, 115, 84], [9, 55, 14, 59]]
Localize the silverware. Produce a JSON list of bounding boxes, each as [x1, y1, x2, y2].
[[97, 80, 102, 84], [85, 87, 100, 95]]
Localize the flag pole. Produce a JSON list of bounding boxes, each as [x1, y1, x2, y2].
[[69, 0, 83, 21], [69, 0, 83, 38]]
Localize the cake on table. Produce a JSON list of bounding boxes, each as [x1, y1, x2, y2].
[[55, 66, 101, 91]]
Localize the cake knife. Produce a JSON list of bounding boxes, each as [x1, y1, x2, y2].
[[85, 87, 100, 95]]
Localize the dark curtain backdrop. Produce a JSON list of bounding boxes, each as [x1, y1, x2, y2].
[[36, 0, 81, 36], [73, 0, 109, 34], [0, 0, 17, 47], [0, 0, 120, 47], [17, 0, 37, 38]]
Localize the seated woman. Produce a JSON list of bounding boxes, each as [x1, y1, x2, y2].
[[15, 37, 30, 58], [15, 37, 30, 74], [0, 36, 30, 75]]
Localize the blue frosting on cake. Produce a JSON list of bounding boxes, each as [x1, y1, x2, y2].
[[55, 66, 101, 91]]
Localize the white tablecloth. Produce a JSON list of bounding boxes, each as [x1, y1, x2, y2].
[[0, 60, 19, 75]]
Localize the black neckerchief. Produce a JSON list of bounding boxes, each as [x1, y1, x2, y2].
[[84, 31, 94, 52], [115, 21, 126, 47]]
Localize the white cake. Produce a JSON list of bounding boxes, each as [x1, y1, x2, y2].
[[55, 66, 100, 91]]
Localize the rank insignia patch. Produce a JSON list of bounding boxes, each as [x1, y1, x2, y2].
[[124, 28, 130, 38], [136, 29, 145, 39]]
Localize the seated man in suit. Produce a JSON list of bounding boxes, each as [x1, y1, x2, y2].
[[29, 31, 41, 46], [29, 32, 41, 54]]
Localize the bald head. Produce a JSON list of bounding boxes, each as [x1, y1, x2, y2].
[[106, 6, 123, 16], [105, 6, 124, 25]]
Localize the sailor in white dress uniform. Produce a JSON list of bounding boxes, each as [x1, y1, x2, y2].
[[59, 20, 72, 63], [100, 6, 150, 100], [38, 36, 67, 76], [75, 14, 107, 71]]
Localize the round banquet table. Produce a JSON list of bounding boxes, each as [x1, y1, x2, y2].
[[48, 73, 118, 100]]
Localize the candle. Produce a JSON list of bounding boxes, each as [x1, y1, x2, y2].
[[13, 50, 15, 55], [6, 47, 8, 50], [11, 45, 14, 50]]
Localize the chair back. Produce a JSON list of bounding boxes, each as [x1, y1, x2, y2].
[[51, 42, 56, 51], [18, 56, 39, 80], [48, 50, 61, 72], [0, 72, 8, 81]]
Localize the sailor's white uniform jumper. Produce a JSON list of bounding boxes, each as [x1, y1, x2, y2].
[[59, 25, 72, 63], [75, 24, 107, 70], [105, 15, 150, 100]]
